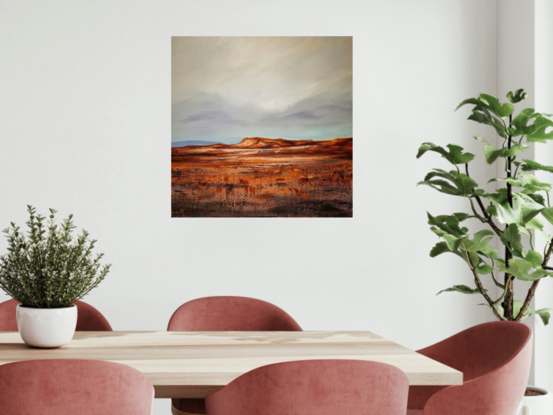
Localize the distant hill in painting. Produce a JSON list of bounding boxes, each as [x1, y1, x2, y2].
[[171, 140, 220, 147], [171, 137, 352, 217]]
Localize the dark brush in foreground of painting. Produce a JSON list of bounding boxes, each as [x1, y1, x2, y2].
[[171, 137, 353, 218]]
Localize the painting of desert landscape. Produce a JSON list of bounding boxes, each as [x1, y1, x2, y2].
[[171, 37, 352, 217]]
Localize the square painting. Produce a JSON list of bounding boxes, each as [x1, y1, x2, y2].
[[171, 37, 352, 217]]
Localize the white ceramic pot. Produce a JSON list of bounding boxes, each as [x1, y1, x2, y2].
[[16, 304, 78, 348], [517, 386, 553, 415]]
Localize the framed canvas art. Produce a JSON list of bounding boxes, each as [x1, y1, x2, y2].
[[171, 36, 352, 217]]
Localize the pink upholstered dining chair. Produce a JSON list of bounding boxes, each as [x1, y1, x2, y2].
[[206, 359, 409, 415], [167, 296, 302, 415], [0, 359, 154, 415], [407, 321, 532, 415], [0, 299, 112, 331]]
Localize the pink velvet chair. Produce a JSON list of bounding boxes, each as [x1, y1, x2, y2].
[[206, 359, 409, 415], [168, 296, 302, 415], [0, 299, 112, 331], [407, 321, 532, 415], [0, 359, 154, 414]]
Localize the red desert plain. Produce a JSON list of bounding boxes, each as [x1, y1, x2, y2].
[[171, 137, 353, 217]]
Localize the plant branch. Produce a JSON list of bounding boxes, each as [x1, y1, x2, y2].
[[516, 237, 553, 321], [465, 252, 507, 321], [465, 163, 502, 236]]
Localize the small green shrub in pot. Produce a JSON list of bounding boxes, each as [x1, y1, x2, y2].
[[0, 206, 110, 347]]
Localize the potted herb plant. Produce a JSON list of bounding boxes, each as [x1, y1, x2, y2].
[[0, 206, 110, 348], [417, 89, 553, 414]]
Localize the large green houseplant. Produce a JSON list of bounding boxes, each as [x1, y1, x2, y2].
[[418, 89, 553, 324], [0, 206, 110, 347]]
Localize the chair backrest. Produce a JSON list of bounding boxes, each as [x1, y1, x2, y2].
[[0, 299, 112, 331], [205, 359, 409, 415], [0, 359, 153, 415], [408, 321, 533, 412], [412, 321, 533, 414], [417, 321, 532, 382], [0, 300, 18, 331], [167, 296, 302, 331]]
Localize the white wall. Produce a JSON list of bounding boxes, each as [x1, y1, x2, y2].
[[0, 1, 500, 413], [534, 0, 553, 392]]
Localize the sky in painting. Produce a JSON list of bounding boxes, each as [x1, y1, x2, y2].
[[172, 37, 352, 145]]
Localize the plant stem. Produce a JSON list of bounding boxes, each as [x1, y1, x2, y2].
[[465, 163, 502, 235], [503, 114, 514, 320]]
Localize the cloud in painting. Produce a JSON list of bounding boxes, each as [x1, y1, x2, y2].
[[172, 37, 352, 144]]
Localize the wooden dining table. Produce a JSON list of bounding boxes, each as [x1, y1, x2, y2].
[[0, 331, 462, 398]]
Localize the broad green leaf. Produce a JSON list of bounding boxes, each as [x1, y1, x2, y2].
[[478, 93, 514, 118], [482, 144, 528, 164], [430, 242, 450, 257], [484, 190, 508, 205], [486, 204, 499, 217], [460, 237, 492, 254], [495, 194, 543, 228], [536, 308, 552, 325], [474, 229, 495, 240], [483, 145, 501, 164], [468, 109, 508, 137], [526, 268, 550, 281], [427, 213, 468, 238], [451, 173, 478, 194], [423, 169, 454, 182], [526, 193, 546, 206], [459, 231, 495, 262], [511, 108, 538, 136], [522, 204, 543, 224], [501, 144, 528, 157], [473, 188, 485, 196], [491, 174, 551, 192], [435, 214, 470, 234], [504, 258, 532, 279], [419, 179, 462, 196], [525, 250, 544, 267], [419, 169, 478, 196], [475, 264, 493, 274], [474, 135, 491, 145], [458, 93, 514, 118], [541, 207, 553, 225], [457, 95, 509, 136], [526, 217, 544, 231], [456, 98, 483, 111], [513, 301, 552, 325], [443, 234, 461, 251], [500, 224, 523, 257], [437, 285, 482, 295], [417, 143, 475, 164], [509, 108, 553, 141], [500, 258, 550, 281], [513, 301, 529, 320], [479, 243, 499, 259], [521, 160, 553, 173], [526, 116, 553, 142], [452, 212, 470, 222], [507, 89, 527, 104]]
